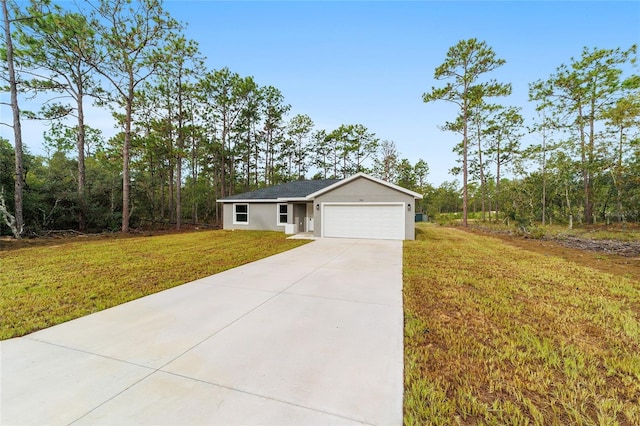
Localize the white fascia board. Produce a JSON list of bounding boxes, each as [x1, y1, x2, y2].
[[216, 199, 278, 203], [305, 172, 423, 200]]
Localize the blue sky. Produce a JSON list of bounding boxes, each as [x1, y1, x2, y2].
[[6, 1, 640, 185]]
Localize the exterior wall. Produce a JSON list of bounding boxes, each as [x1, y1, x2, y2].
[[222, 202, 285, 232], [313, 177, 416, 240]]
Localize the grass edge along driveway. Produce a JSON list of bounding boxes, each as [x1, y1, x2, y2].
[[0, 230, 309, 340], [403, 225, 640, 425]]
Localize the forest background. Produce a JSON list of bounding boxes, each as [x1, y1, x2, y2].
[[1, 0, 638, 237]]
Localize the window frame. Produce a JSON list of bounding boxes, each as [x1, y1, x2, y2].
[[277, 203, 289, 226], [233, 203, 249, 225]]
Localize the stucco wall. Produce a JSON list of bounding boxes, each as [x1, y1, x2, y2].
[[222, 202, 284, 232], [313, 177, 416, 240]]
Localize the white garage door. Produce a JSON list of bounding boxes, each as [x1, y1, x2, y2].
[[322, 203, 405, 240]]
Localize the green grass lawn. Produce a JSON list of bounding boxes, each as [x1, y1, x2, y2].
[[0, 230, 308, 340], [404, 224, 640, 425]]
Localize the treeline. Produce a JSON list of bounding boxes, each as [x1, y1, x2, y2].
[[1, 0, 428, 237], [2, 1, 638, 238], [423, 39, 639, 226]]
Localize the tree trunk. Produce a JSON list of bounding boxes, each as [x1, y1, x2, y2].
[[191, 126, 198, 224], [462, 99, 469, 227], [477, 122, 486, 222], [254, 128, 259, 187], [148, 146, 156, 220], [176, 75, 183, 230], [221, 120, 227, 198], [578, 104, 591, 224], [541, 131, 547, 226], [496, 139, 501, 219], [160, 177, 165, 220], [2, 0, 24, 238], [168, 160, 174, 222], [176, 154, 181, 229], [76, 70, 87, 232], [586, 83, 598, 224], [616, 125, 624, 222], [228, 136, 234, 196], [122, 84, 133, 233]]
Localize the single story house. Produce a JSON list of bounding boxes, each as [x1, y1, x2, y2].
[[217, 173, 423, 240]]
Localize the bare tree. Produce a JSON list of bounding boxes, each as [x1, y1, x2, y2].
[[1, 0, 24, 238]]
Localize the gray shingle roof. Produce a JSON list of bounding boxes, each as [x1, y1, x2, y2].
[[218, 179, 341, 201]]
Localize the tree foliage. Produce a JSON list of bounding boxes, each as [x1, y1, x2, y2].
[[2, 1, 639, 236], [529, 45, 638, 224], [423, 38, 511, 226]]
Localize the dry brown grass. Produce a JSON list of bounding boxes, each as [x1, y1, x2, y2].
[[404, 224, 640, 425]]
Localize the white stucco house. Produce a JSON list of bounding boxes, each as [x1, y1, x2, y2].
[[217, 173, 423, 240]]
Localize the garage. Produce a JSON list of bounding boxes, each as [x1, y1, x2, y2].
[[322, 203, 405, 240]]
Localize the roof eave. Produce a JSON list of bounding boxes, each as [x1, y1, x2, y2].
[[217, 197, 313, 203], [217, 199, 278, 203]]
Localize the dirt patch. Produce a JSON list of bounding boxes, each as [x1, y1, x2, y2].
[[553, 235, 640, 257], [464, 228, 640, 282]]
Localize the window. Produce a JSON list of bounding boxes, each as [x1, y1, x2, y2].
[[233, 204, 248, 224], [277, 203, 288, 225]]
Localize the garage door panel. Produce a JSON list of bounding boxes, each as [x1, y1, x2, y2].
[[323, 204, 404, 240]]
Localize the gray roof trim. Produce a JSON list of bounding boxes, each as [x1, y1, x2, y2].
[[305, 172, 424, 199]]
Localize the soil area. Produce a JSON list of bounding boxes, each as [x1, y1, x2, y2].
[[465, 228, 640, 283], [553, 235, 640, 257]]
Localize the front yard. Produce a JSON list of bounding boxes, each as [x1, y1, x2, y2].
[[0, 230, 308, 340], [404, 225, 640, 425], [4, 225, 639, 424]]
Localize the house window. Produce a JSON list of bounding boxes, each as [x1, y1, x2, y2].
[[277, 203, 288, 225], [233, 204, 249, 224]]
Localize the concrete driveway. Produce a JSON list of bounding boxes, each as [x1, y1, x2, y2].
[[1, 238, 403, 425]]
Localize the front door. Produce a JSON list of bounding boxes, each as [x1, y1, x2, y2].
[[305, 202, 315, 232]]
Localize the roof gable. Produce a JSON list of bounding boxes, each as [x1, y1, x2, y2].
[[306, 173, 423, 199], [218, 173, 423, 203]]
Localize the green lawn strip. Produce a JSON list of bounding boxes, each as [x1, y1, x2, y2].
[[0, 230, 308, 340], [404, 225, 640, 425]]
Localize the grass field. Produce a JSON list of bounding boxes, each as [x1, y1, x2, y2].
[[0, 230, 308, 340], [404, 225, 640, 425]]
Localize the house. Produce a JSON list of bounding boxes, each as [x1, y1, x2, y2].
[[217, 173, 423, 240]]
